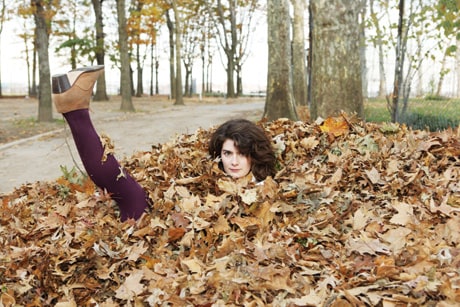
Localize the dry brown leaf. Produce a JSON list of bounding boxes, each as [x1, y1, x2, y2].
[[1, 117, 459, 306]]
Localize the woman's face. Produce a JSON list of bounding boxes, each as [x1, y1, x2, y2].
[[221, 139, 251, 179]]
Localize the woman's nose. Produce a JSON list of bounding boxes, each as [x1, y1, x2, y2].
[[231, 154, 239, 165]]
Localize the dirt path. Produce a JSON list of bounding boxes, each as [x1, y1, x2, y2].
[[0, 96, 264, 194]]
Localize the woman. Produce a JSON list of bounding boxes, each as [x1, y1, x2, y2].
[[208, 118, 276, 183], [52, 65, 276, 221]]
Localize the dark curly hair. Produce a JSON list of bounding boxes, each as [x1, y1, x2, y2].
[[208, 119, 276, 182]]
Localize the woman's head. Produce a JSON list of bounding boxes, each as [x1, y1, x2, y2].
[[208, 119, 276, 181]]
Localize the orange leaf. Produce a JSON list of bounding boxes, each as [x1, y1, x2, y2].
[[168, 227, 186, 242], [320, 116, 349, 136]]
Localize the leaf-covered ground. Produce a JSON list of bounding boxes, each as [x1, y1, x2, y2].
[[1, 115, 459, 306]]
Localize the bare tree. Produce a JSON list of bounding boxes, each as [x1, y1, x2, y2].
[[171, 0, 184, 105], [17, 1, 38, 97], [116, 0, 135, 111], [359, 0, 368, 99], [264, 0, 297, 120], [32, 0, 53, 122], [181, 11, 201, 97], [368, 0, 388, 98], [205, 0, 258, 98], [0, 0, 8, 97], [91, 0, 109, 101], [388, 0, 407, 122], [166, 10, 176, 99], [457, 38, 460, 97]]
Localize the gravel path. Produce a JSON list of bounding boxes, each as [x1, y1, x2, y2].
[[0, 97, 264, 194]]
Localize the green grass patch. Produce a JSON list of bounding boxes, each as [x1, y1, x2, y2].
[[364, 98, 460, 131], [13, 116, 65, 127]]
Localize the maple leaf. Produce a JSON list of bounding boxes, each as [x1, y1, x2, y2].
[[181, 257, 205, 275], [365, 167, 385, 185], [115, 270, 145, 300], [319, 116, 349, 137], [100, 132, 115, 162], [390, 201, 414, 226], [346, 235, 391, 256]]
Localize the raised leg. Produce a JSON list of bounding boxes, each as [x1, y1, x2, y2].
[[63, 109, 149, 221]]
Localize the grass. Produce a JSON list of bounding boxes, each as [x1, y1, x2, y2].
[[364, 97, 460, 131]]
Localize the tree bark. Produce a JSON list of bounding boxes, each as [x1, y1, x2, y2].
[[359, 0, 368, 99], [0, 0, 5, 97], [292, 0, 308, 107], [456, 38, 460, 97], [116, 0, 134, 111], [91, 0, 109, 101], [172, 1, 184, 105], [310, 0, 364, 120], [389, 0, 405, 123], [224, 0, 236, 98], [264, 0, 298, 121], [166, 11, 176, 99], [32, 0, 53, 122]]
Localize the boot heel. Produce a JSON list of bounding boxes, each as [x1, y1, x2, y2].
[[52, 74, 71, 94], [51, 65, 104, 114]]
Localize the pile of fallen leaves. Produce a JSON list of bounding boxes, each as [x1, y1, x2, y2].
[[1, 115, 459, 306]]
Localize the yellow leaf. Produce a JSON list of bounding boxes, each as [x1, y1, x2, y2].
[[319, 116, 349, 136]]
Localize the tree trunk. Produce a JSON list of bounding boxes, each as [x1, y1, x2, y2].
[[0, 0, 4, 97], [134, 1, 144, 98], [436, 52, 448, 97], [116, 0, 134, 111], [236, 64, 242, 96], [359, 1, 368, 99], [389, 0, 405, 123], [184, 62, 190, 96], [22, 31, 32, 97], [227, 0, 236, 98], [212, 0, 237, 98], [155, 57, 159, 95], [264, 0, 298, 121], [31, 41, 38, 97], [310, 0, 363, 120], [456, 37, 460, 97], [172, 1, 184, 105], [92, 0, 108, 101], [292, 0, 307, 107], [136, 43, 143, 97], [32, 0, 53, 122], [166, 11, 176, 99]]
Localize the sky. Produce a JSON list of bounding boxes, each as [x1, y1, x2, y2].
[[0, 14, 269, 97], [1, 6, 458, 98]]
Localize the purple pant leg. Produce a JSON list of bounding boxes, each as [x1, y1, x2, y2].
[[63, 109, 148, 221]]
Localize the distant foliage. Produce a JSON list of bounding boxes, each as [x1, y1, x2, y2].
[[402, 112, 460, 131], [423, 94, 449, 101]]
